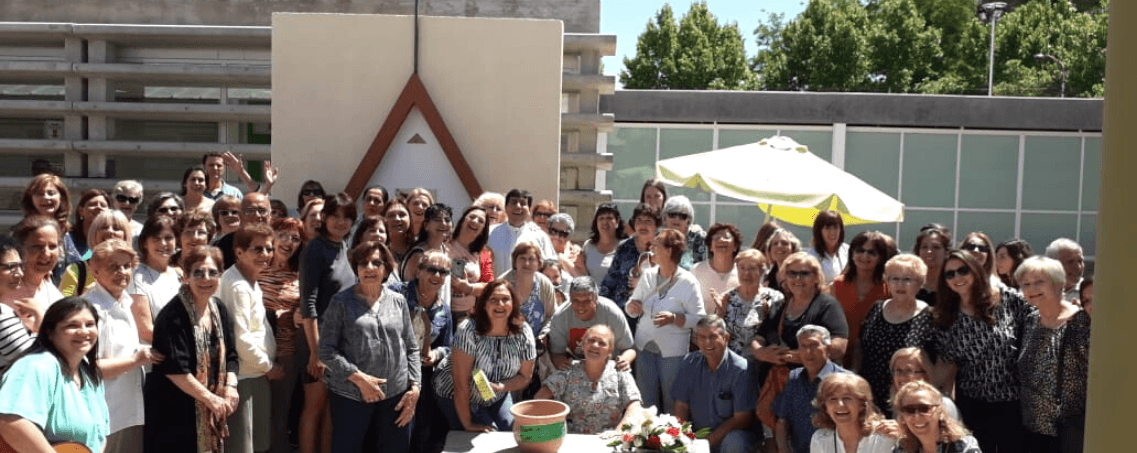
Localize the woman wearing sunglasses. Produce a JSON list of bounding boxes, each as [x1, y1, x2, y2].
[[959, 232, 1002, 288], [932, 250, 1033, 453], [892, 380, 980, 453], [145, 246, 240, 453], [547, 213, 588, 278], [830, 231, 897, 369]]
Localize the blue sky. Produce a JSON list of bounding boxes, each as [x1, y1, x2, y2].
[[601, 0, 810, 80]]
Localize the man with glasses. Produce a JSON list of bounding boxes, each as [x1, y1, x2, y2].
[[216, 192, 273, 268], [546, 276, 635, 372], [111, 180, 144, 242], [662, 195, 706, 270], [487, 188, 557, 276], [773, 325, 849, 453]]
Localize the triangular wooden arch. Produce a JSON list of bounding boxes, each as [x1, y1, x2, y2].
[[345, 73, 483, 199]]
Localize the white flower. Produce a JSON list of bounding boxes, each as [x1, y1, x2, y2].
[[633, 437, 644, 448], [658, 433, 675, 447], [678, 433, 692, 446]]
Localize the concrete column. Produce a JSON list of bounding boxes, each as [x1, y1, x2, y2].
[[1085, 2, 1134, 452], [86, 39, 114, 177], [63, 36, 85, 176]]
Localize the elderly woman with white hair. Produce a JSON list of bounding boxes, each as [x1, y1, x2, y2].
[[857, 253, 933, 414], [111, 179, 144, 240], [660, 195, 706, 270], [1015, 256, 1090, 453], [547, 213, 587, 277], [1044, 238, 1085, 302]]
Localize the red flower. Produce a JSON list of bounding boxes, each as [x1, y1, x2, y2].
[[686, 432, 697, 440], [647, 436, 662, 449], [667, 427, 681, 437], [624, 434, 634, 443]]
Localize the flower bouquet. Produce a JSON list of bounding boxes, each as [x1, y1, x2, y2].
[[605, 406, 710, 452]]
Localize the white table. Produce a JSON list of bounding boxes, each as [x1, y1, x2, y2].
[[443, 431, 710, 453]]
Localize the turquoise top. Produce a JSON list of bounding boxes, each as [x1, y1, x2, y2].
[[0, 350, 109, 452]]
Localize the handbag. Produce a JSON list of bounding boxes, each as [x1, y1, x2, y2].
[[755, 302, 791, 429]]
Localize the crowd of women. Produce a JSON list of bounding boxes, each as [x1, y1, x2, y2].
[[0, 165, 1092, 453]]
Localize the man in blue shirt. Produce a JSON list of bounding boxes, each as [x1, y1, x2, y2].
[[773, 325, 849, 453], [671, 315, 757, 453]]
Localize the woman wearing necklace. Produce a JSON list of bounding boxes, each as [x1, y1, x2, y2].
[[1014, 257, 1090, 453], [810, 373, 896, 453], [534, 324, 642, 434], [401, 203, 453, 279], [625, 228, 705, 412], [719, 249, 783, 370], [753, 252, 849, 375], [320, 241, 421, 453], [129, 215, 182, 343], [831, 231, 897, 369], [448, 206, 491, 324], [892, 381, 980, 453], [858, 254, 933, 415], [692, 223, 741, 316], [399, 251, 454, 453], [145, 246, 240, 453]]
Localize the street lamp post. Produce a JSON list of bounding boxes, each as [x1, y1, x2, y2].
[[978, 2, 1008, 96], [1035, 53, 1068, 97]]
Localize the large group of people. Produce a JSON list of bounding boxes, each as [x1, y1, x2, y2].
[[0, 162, 1094, 453]]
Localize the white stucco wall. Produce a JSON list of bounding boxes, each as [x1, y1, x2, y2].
[[271, 13, 563, 207]]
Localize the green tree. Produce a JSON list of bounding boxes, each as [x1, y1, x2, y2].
[[620, 2, 754, 90], [757, 0, 872, 91], [865, 0, 942, 92], [911, 0, 988, 94], [992, 0, 1108, 97]]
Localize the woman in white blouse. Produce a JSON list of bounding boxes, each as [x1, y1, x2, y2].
[[809, 373, 896, 453], [625, 228, 705, 412]]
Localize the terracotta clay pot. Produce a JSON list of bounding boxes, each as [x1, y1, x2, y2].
[[510, 399, 571, 453]]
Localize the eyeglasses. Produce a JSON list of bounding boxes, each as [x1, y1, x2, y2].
[[115, 194, 141, 204], [786, 270, 814, 279], [665, 212, 689, 221], [887, 276, 918, 285], [422, 265, 450, 277], [963, 243, 990, 253], [276, 234, 302, 244], [158, 206, 182, 215], [218, 210, 239, 217], [892, 368, 927, 377], [301, 189, 323, 196], [548, 228, 571, 238], [0, 261, 23, 273], [191, 269, 221, 280], [853, 247, 880, 257], [943, 266, 971, 280], [532, 211, 554, 220], [898, 403, 940, 416], [244, 208, 271, 216], [249, 246, 274, 255]]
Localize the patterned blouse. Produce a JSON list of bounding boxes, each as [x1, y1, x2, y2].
[[543, 361, 641, 434], [679, 229, 708, 271], [859, 301, 933, 410], [1018, 309, 1090, 436], [599, 238, 643, 309], [260, 268, 301, 358], [933, 287, 1034, 402], [722, 287, 783, 360], [433, 319, 536, 407]]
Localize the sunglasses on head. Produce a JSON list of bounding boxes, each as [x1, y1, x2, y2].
[[115, 194, 141, 204], [898, 403, 939, 416], [943, 266, 971, 280]]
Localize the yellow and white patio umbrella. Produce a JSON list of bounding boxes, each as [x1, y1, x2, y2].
[[655, 136, 904, 227]]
